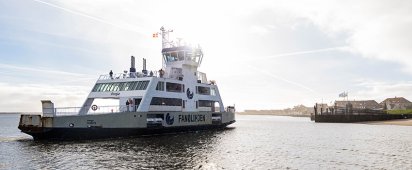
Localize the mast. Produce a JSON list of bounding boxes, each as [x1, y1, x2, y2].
[[159, 26, 174, 49]]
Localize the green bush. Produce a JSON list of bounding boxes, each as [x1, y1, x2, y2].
[[386, 109, 412, 114]]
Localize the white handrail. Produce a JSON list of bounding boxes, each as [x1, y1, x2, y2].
[[98, 71, 159, 80], [54, 105, 138, 116]]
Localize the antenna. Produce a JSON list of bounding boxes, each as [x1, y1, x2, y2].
[[159, 26, 174, 49]]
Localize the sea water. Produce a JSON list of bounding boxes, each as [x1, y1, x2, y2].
[[1, 114, 411, 169]]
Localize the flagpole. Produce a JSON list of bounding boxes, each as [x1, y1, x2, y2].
[[347, 91, 349, 101]]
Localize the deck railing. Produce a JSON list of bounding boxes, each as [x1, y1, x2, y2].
[[98, 71, 158, 81], [54, 105, 138, 116]]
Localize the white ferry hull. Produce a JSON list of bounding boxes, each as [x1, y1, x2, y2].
[[18, 112, 235, 140]]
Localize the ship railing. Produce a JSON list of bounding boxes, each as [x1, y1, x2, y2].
[[98, 71, 159, 80], [54, 105, 137, 116]]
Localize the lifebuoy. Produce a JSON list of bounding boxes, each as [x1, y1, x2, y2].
[[91, 105, 98, 111]]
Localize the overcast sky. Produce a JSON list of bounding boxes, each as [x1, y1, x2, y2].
[[1, 0, 412, 112]]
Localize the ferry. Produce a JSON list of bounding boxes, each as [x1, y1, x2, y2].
[[18, 27, 236, 140]]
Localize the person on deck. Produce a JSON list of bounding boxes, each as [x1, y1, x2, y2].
[[126, 100, 130, 112], [109, 70, 113, 79]]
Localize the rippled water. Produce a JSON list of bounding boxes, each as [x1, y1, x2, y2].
[[1, 114, 412, 169]]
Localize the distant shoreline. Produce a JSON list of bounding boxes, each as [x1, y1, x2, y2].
[[237, 112, 310, 117], [0, 112, 42, 115], [0, 112, 21, 114]]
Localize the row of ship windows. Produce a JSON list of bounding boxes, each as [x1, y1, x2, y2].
[[163, 51, 202, 63], [156, 81, 215, 95], [150, 97, 216, 107], [92, 81, 150, 92], [92, 81, 215, 95]]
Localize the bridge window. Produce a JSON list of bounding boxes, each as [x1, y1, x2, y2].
[[150, 97, 182, 106], [185, 51, 192, 61], [164, 52, 178, 62], [197, 86, 210, 95], [178, 51, 185, 61], [166, 82, 183, 92]]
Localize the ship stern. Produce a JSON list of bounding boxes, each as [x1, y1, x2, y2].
[[18, 114, 53, 140]]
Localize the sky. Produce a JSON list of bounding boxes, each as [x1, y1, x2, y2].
[[1, 0, 412, 112]]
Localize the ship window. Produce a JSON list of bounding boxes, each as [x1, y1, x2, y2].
[[166, 82, 183, 92], [195, 51, 202, 63], [94, 83, 107, 92], [134, 81, 149, 90], [165, 52, 178, 62], [156, 81, 165, 91], [94, 81, 149, 92], [197, 86, 210, 95], [150, 97, 182, 106], [103, 83, 113, 92], [109, 83, 115, 91], [142, 81, 149, 89], [164, 53, 171, 62], [134, 81, 142, 90], [96, 84, 103, 92], [178, 51, 185, 61], [138, 81, 145, 90], [92, 84, 101, 92], [100, 83, 108, 92], [185, 51, 192, 61], [211, 88, 216, 96], [95, 84, 102, 92], [122, 82, 132, 91], [110, 83, 118, 91], [111, 83, 120, 91], [171, 52, 178, 61], [199, 100, 214, 107], [118, 82, 126, 91], [129, 81, 138, 90]]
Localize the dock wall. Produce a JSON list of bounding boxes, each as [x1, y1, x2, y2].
[[313, 114, 412, 123]]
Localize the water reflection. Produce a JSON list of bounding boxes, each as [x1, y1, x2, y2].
[[13, 129, 234, 169]]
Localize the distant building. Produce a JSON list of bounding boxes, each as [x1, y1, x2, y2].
[[315, 103, 329, 114], [380, 97, 412, 110], [334, 100, 382, 110]]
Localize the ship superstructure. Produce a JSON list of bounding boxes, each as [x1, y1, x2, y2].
[[18, 27, 236, 140]]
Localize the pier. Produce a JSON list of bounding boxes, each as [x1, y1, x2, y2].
[[311, 102, 412, 123]]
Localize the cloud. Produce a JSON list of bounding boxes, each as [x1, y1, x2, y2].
[[31, 0, 146, 35], [240, 46, 349, 62], [0, 83, 89, 112], [246, 64, 316, 93], [2, 0, 412, 111], [0, 63, 87, 77], [272, 0, 412, 73], [354, 80, 412, 102]]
